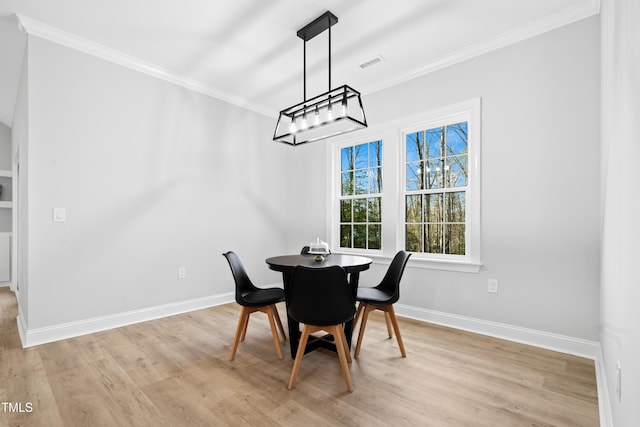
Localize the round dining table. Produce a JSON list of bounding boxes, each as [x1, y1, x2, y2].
[[266, 253, 372, 358]]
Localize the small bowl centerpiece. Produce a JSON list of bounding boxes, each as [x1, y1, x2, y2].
[[308, 238, 330, 262]]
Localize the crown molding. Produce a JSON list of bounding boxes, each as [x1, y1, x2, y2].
[[15, 0, 601, 117], [362, 0, 601, 95], [15, 14, 276, 118]]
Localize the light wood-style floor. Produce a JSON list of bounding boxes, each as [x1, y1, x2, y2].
[[0, 287, 598, 426]]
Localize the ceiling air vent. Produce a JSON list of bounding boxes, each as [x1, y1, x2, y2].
[[359, 55, 385, 70]]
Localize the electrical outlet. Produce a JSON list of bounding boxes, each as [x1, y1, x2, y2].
[[178, 267, 186, 279], [616, 361, 622, 402], [488, 279, 498, 294]]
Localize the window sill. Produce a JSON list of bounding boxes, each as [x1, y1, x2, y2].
[[406, 257, 482, 273], [332, 250, 481, 273]]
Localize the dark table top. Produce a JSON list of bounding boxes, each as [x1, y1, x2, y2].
[[266, 253, 372, 272]]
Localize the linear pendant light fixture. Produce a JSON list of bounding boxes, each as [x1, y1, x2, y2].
[[273, 11, 367, 146]]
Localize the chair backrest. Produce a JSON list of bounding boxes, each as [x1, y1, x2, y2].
[[377, 251, 412, 304], [222, 251, 259, 305], [300, 246, 310, 255], [288, 265, 355, 327]]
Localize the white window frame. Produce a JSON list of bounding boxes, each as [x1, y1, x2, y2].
[[327, 98, 481, 273], [329, 135, 386, 257]]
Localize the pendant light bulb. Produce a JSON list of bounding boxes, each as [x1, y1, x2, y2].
[[290, 119, 297, 134], [341, 96, 347, 117], [327, 103, 334, 122], [314, 107, 320, 126]]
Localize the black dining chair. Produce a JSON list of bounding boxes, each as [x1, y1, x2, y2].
[[222, 251, 287, 361], [354, 251, 411, 358], [300, 246, 310, 255], [287, 265, 356, 392]]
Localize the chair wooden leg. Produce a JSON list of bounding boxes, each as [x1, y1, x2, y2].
[[384, 311, 393, 339], [288, 324, 312, 390], [354, 304, 375, 358], [354, 303, 364, 329], [386, 305, 406, 357], [239, 310, 250, 342], [340, 324, 352, 363], [230, 306, 249, 361], [264, 306, 283, 360], [333, 325, 354, 392], [271, 304, 287, 342]]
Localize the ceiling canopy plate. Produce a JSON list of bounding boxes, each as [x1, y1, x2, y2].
[[296, 11, 338, 41]]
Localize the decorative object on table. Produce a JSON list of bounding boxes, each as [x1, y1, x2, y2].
[[222, 251, 287, 361], [273, 11, 367, 146], [354, 250, 411, 358], [287, 265, 356, 392], [308, 238, 330, 261]]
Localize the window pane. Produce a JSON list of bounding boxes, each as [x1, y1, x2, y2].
[[338, 139, 384, 253], [406, 224, 423, 252], [424, 194, 443, 223], [340, 225, 352, 247], [354, 224, 367, 248], [353, 198, 367, 222], [425, 127, 444, 159], [406, 195, 422, 223], [354, 170, 369, 195], [425, 223, 443, 253], [445, 155, 467, 188], [425, 159, 444, 189], [445, 224, 466, 255], [406, 162, 423, 191], [341, 171, 353, 196], [369, 167, 382, 193], [368, 197, 381, 222], [368, 224, 381, 249], [406, 132, 423, 162], [340, 199, 352, 222], [369, 140, 383, 167], [340, 147, 354, 172], [446, 122, 468, 156], [446, 192, 465, 223], [341, 146, 353, 171], [355, 144, 368, 169]]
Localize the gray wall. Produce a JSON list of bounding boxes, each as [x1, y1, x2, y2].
[[21, 35, 289, 329], [600, 0, 640, 425], [287, 17, 601, 341]]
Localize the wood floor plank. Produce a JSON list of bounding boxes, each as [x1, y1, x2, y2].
[[0, 288, 598, 426]]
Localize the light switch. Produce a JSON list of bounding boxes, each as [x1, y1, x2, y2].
[[53, 208, 66, 222]]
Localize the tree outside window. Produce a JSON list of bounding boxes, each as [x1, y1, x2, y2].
[[340, 140, 383, 250], [405, 122, 468, 255]]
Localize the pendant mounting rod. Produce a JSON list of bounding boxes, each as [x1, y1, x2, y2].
[[298, 11, 338, 101]]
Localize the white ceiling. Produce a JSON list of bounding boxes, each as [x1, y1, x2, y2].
[[0, 0, 599, 127]]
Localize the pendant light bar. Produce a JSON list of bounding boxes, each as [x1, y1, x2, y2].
[[273, 11, 367, 146]]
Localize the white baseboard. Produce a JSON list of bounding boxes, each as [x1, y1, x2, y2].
[[16, 303, 28, 347], [17, 292, 234, 348], [594, 346, 614, 427], [394, 304, 599, 359]]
